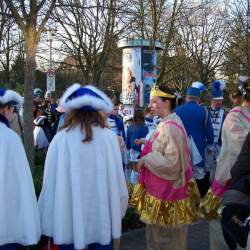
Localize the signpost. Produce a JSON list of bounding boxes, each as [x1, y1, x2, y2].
[[46, 27, 57, 91], [47, 68, 55, 91]]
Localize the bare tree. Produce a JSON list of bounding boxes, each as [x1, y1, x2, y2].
[[178, 0, 230, 85], [224, 0, 250, 76], [54, 0, 131, 87], [127, 0, 186, 82], [0, 16, 22, 88], [4, 0, 57, 167]]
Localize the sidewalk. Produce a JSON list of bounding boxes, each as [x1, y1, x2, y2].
[[121, 220, 209, 250]]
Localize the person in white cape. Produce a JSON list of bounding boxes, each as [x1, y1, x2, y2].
[[0, 88, 41, 250], [38, 83, 128, 250]]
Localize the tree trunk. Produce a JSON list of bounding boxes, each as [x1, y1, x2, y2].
[[23, 37, 37, 169]]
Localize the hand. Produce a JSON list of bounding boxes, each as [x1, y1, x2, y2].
[[137, 158, 144, 171], [134, 138, 147, 145], [134, 139, 141, 145]]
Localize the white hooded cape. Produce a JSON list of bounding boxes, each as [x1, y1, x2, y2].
[[0, 122, 41, 246], [38, 126, 128, 249]]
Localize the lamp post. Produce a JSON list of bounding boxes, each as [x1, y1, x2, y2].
[[247, 0, 250, 75], [47, 28, 56, 69], [247, 0, 250, 32], [46, 27, 56, 91]]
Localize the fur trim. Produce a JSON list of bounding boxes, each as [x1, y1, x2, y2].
[[85, 85, 113, 113], [192, 81, 206, 93], [0, 89, 23, 106], [60, 83, 81, 110], [60, 84, 113, 113]]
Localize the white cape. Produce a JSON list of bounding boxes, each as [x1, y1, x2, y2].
[[0, 123, 41, 246], [38, 126, 128, 249], [33, 126, 49, 150]]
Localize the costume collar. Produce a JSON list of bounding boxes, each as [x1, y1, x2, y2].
[[0, 113, 9, 127], [161, 112, 174, 122]]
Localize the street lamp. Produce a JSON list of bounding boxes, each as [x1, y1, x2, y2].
[[247, 0, 250, 75], [46, 28, 56, 69], [46, 27, 57, 91], [247, 0, 250, 33]]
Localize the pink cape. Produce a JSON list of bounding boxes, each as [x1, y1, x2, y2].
[[138, 120, 193, 201]]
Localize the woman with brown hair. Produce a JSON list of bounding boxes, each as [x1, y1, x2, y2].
[[38, 84, 128, 250], [130, 84, 200, 250], [126, 108, 148, 185]]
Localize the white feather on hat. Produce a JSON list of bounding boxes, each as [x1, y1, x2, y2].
[[0, 88, 23, 106], [60, 83, 113, 113]]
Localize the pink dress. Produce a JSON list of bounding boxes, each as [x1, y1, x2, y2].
[[130, 113, 200, 227], [200, 107, 250, 219]]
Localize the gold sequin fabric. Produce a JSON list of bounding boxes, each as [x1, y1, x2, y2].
[[199, 188, 221, 220], [130, 179, 200, 227]]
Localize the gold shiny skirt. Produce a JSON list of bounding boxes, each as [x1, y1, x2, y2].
[[130, 179, 200, 227], [199, 188, 222, 220]]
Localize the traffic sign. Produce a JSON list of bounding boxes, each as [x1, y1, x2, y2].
[[47, 68, 55, 91]]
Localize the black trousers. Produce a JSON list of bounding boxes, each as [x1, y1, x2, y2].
[[195, 171, 210, 198], [221, 204, 250, 249]]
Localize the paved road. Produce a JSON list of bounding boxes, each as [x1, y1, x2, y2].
[[121, 220, 209, 250]]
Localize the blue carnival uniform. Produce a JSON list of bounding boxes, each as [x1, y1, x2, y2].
[[176, 101, 214, 168], [176, 100, 214, 197], [108, 114, 125, 139]]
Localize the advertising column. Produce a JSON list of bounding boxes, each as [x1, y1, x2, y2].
[[119, 39, 162, 109], [121, 47, 141, 105]]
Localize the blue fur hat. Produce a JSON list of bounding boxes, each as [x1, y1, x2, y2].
[[60, 83, 113, 113], [211, 80, 226, 100], [0, 88, 23, 106], [191, 81, 206, 94], [186, 87, 201, 97]]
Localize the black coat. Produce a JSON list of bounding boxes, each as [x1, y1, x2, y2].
[[230, 132, 250, 187]]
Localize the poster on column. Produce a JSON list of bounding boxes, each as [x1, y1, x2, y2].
[[122, 48, 141, 105], [141, 47, 157, 105]]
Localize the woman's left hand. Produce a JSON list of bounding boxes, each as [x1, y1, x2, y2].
[[137, 158, 144, 171]]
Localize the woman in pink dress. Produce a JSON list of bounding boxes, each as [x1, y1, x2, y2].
[[200, 79, 250, 220], [130, 84, 200, 250]]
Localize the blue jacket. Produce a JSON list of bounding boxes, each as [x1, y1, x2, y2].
[[126, 124, 149, 152], [176, 101, 214, 168]]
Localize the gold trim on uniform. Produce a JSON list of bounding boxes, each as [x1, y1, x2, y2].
[[150, 85, 176, 99], [199, 188, 221, 220], [129, 179, 200, 227]]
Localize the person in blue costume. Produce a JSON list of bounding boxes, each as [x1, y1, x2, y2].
[[0, 88, 41, 250], [108, 102, 125, 139], [206, 80, 227, 180], [176, 85, 214, 198], [126, 109, 148, 185]]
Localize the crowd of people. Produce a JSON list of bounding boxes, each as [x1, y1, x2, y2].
[[0, 76, 250, 250]]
